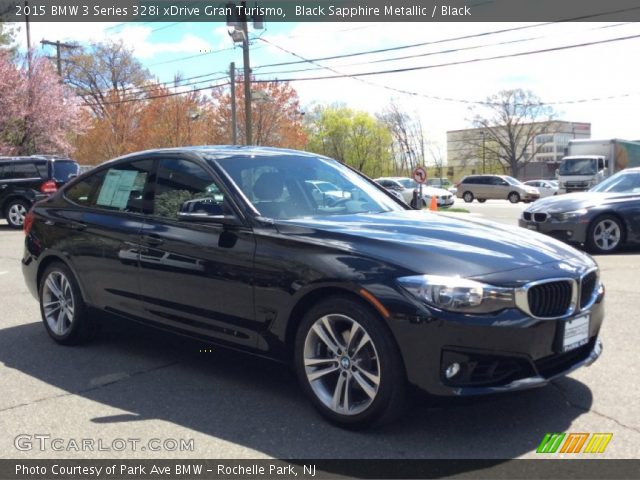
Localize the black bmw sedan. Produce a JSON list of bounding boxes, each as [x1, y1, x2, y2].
[[22, 147, 604, 428]]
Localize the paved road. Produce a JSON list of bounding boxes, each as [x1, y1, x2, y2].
[[0, 208, 638, 460]]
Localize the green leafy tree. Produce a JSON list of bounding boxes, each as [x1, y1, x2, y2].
[[306, 105, 394, 178]]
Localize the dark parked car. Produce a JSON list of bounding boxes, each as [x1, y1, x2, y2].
[[520, 167, 640, 254], [1, 155, 79, 228], [22, 147, 604, 428]]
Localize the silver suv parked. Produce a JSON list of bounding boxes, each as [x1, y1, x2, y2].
[[456, 174, 540, 203]]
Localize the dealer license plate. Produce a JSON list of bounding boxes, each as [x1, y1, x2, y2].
[[526, 222, 538, 231], [563, 314, 590, 352]]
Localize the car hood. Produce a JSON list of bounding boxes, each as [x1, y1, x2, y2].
[[274, 210, 593, 278], [525, 191, 640, 213]]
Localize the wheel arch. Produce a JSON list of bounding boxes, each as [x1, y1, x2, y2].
[[284, 286, 393, 361], [36, 254, 90, 304]]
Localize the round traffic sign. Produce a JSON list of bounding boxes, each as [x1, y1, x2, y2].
[[412, 166, 427, 184]]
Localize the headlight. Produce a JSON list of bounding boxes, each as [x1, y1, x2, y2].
[[397, 275, 514, 313], [552, 208, 588, 221]]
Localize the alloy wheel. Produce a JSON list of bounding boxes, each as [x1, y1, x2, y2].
[[303, 314, 381, 416], [8, 203, 27, 226], [42, 271, 75, 336], [593, 219, 621, 252]]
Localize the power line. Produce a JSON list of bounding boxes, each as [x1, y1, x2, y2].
[[253, 6, 640, 71], [253, 33, 640, 97], [80, 81, 230, 107], [254, 22, 631, 77]]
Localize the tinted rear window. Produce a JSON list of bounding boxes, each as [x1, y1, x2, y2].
[[53, 161, 79, 182]]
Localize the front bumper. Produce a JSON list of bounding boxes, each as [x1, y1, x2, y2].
[[518, 217, 589, 244], [381, 284, 604, 397]]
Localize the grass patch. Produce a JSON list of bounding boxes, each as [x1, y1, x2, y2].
[[435, 207, 470, 213]]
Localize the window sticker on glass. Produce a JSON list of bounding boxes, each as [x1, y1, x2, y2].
[[96, 169, 144, 210]]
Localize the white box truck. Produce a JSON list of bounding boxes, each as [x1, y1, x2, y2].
[[557, 138, 640, 193]]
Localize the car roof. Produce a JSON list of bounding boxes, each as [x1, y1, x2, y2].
[[0, 155, 73, 164]]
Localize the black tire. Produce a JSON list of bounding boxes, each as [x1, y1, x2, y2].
[[5, 199, 30, 229], [508, 192, 520, 204], [462, 191, 474, 203], [477, 198, 487, 203], [294, 296, 407, 429], [586, 214, 624, 254], [39, 262, 96, 345]]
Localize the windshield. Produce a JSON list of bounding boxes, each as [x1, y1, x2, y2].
[[504, 176, 523, 186], [212, 154, 404, 219], [52, 160, 79, 182], [590, 170, 640, 193], [397, 178, 417, 189], [559, 158, 596, 176]]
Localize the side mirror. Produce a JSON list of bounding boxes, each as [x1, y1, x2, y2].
[[178, 198, 240, 225]]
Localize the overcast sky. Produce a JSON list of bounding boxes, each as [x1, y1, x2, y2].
[[16, 21, 640, 156]]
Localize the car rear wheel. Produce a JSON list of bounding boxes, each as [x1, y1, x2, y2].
[[587, 215, 624, 254], [39, 262, 96, 345], [508, 192, 520, 203], [5, 199, 29, 229], [477, 198, 487, 203], [462, 191, 474, 203], [294, 296, 406, 429]]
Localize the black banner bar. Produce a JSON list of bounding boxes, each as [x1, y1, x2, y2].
[[2, 459, 640, 479], [2, 0, 640, 22]]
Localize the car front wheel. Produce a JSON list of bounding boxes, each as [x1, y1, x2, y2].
[[462, 191, 474, 203], [5, 199, 30, 228], [587, 215, 624, 254], [508, 192, 520, 203], [294, 296, 406, 429]]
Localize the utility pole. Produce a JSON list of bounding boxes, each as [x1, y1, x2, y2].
[[481, 131, 486, 174], [25, 0, 31, 76], [241, 16, 252, 145], [230, 62, 237, 145], [227, 1, 263, 146], [40, 40, 79, 77]]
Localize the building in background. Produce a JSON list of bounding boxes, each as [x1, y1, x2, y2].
[[446, 121, 591, 180]]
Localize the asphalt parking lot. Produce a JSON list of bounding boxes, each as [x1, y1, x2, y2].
[[0, 203, 638, 460]]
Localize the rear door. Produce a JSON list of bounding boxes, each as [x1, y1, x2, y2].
[[61, 159, 153, 318]]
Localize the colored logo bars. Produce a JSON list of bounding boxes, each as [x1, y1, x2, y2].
[[537, 433, 613, 454]]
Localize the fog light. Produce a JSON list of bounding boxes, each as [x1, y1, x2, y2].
[[567, 231, 573, 237], [445, 362, 460, 379]]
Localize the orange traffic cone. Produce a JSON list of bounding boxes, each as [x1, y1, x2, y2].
[[429, 196, 438, 211]]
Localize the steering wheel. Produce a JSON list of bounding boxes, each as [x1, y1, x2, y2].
[[327, 197, 350, 207]]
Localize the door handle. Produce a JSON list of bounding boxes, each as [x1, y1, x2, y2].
[[142, 234, 164, 247]]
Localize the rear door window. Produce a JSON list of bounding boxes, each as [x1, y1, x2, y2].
[[65, 160, 154, 214], [11, 162, 40, 179]]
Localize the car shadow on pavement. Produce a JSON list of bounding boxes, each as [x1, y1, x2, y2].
[[0, 318, 592, 462]]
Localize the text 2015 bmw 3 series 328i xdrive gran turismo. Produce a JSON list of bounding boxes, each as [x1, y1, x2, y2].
[[22, 147, 604, 428]]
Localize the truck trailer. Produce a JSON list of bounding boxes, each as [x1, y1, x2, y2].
[[557, 138, 640, 193]]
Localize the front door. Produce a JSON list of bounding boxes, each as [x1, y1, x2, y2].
[[136, 157, 259, 348]]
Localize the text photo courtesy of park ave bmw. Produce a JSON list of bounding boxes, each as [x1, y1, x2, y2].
[[1, 0, 640, 479]]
